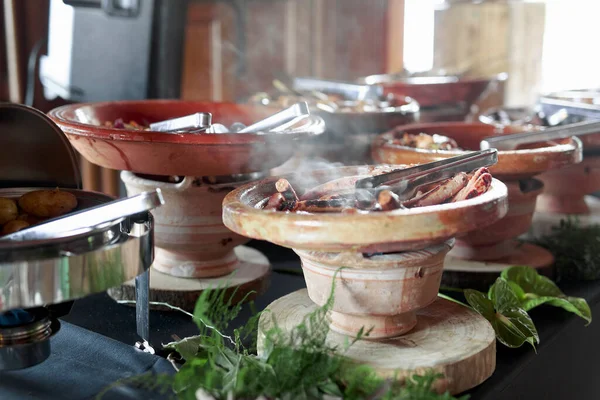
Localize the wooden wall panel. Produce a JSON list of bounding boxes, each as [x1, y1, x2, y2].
[[433, 1, 545, 107], [181, 0, 393, 102]]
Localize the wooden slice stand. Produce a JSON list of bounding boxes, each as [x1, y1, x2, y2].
[[108, 246, 270, 312], [258, 289, 496, 396], [528, 195, 600, 239], [442, 242, 554, 290]]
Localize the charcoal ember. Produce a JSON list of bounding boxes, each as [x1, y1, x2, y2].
[[295, 199, 351, 213], [354, 189, 378, 210], [376, 190, 404, 211], [275, 179, 299, 202], [264, 193, 296, 211]]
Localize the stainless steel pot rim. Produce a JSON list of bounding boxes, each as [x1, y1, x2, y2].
[[0, 188, 123, 252]]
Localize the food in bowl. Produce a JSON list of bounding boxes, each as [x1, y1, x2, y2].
[[104, 118, 148, 130], [392, 131, 460, 151], [0, 189, 78, 235], [248, 92, 402, 113], [262, 167, 492, 213]]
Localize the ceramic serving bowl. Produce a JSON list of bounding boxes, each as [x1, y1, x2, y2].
[[122, 172, 263, 278], [223, 166, 508, 338], [250, 94, 420, 165], [48, 100, 325, 177], [479, 110, 600, 214], [358, 74, 507, 110], [372, 122, 582, 262], [535, 158, 600, 214]]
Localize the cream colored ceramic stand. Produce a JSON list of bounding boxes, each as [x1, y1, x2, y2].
[[528, 195, 600, 239], [108, 246, 270, 312], [258, 289, 496, 396]]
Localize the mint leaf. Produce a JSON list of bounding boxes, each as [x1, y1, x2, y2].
[[501, 266, 592, 325], [465, 280, 539, 349], [164, 335, 203, 362]]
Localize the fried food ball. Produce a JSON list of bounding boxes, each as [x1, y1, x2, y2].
[[17, 214, 46, 225], [18, 189, 78, 218], [2, 220, 30, 235], [0, 197, 18, 225]]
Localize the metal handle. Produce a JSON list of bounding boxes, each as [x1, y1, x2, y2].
[[63, 0, 141, 17], [0, 189, 164, 242], [149, 112, 212, 133], [480, 120, 600, 151], [293, 77, 383, 101], [238, 102, 310, 133], [356, 149, 498, 191]]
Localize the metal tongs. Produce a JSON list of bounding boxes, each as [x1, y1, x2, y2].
[[147, 102, 310, 134], [293, 77, 383, 102], [239, 102, 310, 133], [0, 189, 165, 242], [480, 120, 600, 151], [355, 149, 498, 201], [149, 113, 212, 133]]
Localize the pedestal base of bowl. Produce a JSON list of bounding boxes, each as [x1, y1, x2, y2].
[[297, 241, 451, 339], [108, 246, 270, 312], [442, 243, 554, 290], [529, 195, 600, 239], [258, 289, 496, 396]]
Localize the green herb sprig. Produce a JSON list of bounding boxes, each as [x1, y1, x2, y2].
[[445, 265, 592, 350], [532, 217, 600, 281], [101, 279, 466, 400]]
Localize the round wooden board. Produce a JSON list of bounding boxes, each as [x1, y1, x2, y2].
[[442, 243, 554, 290], [108, 246, 270, 312], [528, 195, 600, 239], [258, 289, 496, 396]]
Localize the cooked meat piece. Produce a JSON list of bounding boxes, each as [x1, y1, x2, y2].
[[404, 172, 469, 207]]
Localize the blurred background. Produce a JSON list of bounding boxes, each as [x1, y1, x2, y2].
[[2, 0, 599, 193], [3, 0, 599, 110]]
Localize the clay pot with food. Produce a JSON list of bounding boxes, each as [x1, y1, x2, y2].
[[49, 100, 325, 280], [479, 106, 600, 215], [223, 166, 508, 338], [371, 122, 582, 269]]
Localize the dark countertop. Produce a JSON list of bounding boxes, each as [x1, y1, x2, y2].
[[3, 240, 600, 399]]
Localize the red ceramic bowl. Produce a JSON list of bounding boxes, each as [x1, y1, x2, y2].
[[358, 74, 507, 108], [48, 100, 325, 177], [371, 122, 582, 181]]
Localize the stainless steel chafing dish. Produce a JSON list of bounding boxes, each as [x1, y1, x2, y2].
[[0, 103, 162, 371]]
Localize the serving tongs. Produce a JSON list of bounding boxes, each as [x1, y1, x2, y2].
[[147, 103, 310, 135], [355, 149, 498, 201], [293, 77, 383, 102], [238, 101, 310, 133], [480, 119, 600, 151], [149, 113, 212, 133], [0, 189, 165, 242]]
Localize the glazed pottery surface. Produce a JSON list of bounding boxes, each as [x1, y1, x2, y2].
[[479, 105, 600, 152], [372, 122, 582, 180], [122, 172, 259, 278], [222, 165, 508, 254], [48, 100, 325, 176], [358, 74, 506, 109], [223, 165, 506, 338], [296, 241, 453, 338], [536, 156, 600, 214], [371, 122, 582, 262]]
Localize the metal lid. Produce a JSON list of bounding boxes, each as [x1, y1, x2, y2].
[[0, 103, 81, 189]]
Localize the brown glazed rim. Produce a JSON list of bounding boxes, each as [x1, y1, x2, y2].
[[372, 122, 583, 177], [222, 165, 508, 251]]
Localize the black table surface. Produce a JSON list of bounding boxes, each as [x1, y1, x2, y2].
[[4, 240, 600, 399]]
